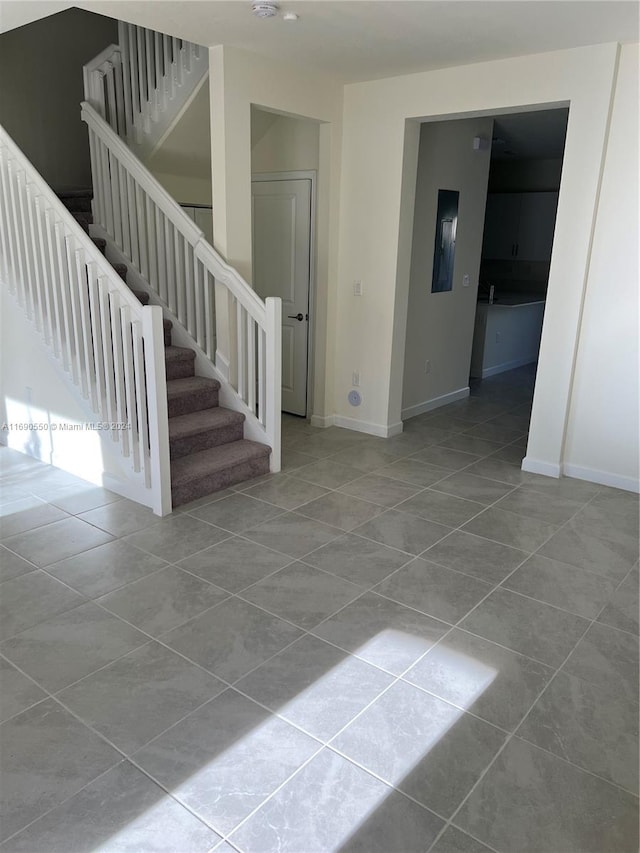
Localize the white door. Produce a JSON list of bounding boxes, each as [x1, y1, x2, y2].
[[252, 178, 312, 416]]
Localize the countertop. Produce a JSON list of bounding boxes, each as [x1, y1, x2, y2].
[[477, 292, 546, 308]]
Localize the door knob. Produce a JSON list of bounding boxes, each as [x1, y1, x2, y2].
[[287, 313, 305, 321]]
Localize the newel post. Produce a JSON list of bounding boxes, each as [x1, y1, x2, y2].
[[143, 304, 172, 515], [265, 296, 282, 472]]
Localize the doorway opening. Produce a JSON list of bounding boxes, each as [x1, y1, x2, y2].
[[470, 108, 569, 386], [400, 106, 568, 467], [250, 107, 319, 418]]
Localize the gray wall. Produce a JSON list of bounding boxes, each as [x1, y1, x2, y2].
[[0, 8, 117, 191], [402, 117, 493, 415]]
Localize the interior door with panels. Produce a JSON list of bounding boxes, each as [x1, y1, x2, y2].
[[252, 178, 312, 416]]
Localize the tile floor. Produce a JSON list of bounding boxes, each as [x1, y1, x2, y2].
[[0, 365, 638, 852]]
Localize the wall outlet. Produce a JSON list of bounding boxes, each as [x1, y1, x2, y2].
[[425, 359, 431, 374], [352, 370, 360, 387], [353, 280, 363, 296], [463, 274, 470, 287], [495, 332, 501, 344]]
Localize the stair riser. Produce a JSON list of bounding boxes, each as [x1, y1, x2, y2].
[[165, 359, 196, 381], [170, 422, 245, 460], [167, 388, 219, 418], [172, 455, 270, 507]]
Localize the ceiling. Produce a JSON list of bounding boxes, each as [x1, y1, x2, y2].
[[1, 1, 638, 83], [491, 108, 570, 161]]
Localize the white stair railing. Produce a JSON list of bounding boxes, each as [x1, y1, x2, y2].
[[83, 22, 208, 156], [82, 102, 282, 470], [0, 124, 172, 516]]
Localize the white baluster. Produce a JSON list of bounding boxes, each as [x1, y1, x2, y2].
[[204, 270, 215, 360], [98, 277, 117, 430], [154, 31, 164, 115], [0, 149, 13, 288], [237, 302, 246, 402], [258, 327, 266, 426], [184, 242, 195, 338], [132, 319, 151, 485], [7, 163, 27, 310], [54, 222, 75, 377], [44, 211, 66, 367], [265, 297, 282, 472], [109, 290, 130, 456], [121, 305, 140, 471], [76, 254, 98, 408], [247, 313, 256, 413], [194, 256, 205, 349], [25, 185, 45, 334], [65, 237, 88, 396], [34, 197, 55, 348], [87, 265, 106, 418]]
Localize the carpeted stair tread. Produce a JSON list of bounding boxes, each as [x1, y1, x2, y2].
[[91, 237, 107, 255], [165, 345, 196, 379], [169, 408, 246, 458], [171, 439, 270, 488], [165, 345, 196, 364], [167, 376, 220, 396], [166, 376, 220, 417], [169, 407, 245, 440], [113, 263, 127, 282]]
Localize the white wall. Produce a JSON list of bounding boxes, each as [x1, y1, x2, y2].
[[402, 117, 492, 418], [251, 107, 320, 174], [0, 8, 117, 190], [209, 45, 343, 421], [0, 287, 141, 496], [334, 43, 620, 463], [151, 172, 212, 207], [148, 77, 212, 206], [563, 43, 639, 492]]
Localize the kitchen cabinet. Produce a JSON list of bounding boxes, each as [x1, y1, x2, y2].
[[482, 192, 558, 261], [470, 298, 546, 379]]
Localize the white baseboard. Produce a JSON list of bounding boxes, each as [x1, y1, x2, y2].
[[310, 414, 335, 429], [481, 356, 536, 379], [562, 463, 640, 494], [521, 456, 561, 478], [333, 415, 403, 438], [401, 387, 470, 421]]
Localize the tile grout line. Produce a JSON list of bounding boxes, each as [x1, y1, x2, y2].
[[425, 557, 640, 853], [0, 648, 227, 846], [2, 396, 636, 847]]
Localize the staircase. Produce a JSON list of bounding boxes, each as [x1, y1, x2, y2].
[[0, 23, 280, 516], [60, 191, 271, 507]]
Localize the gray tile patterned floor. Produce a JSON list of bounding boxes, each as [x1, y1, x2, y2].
[[0, 365, 638, 852]]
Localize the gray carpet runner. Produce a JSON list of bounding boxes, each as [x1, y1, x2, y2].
[[58, 192, 271, 507]]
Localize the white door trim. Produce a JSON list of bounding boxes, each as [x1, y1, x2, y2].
[[252, 171, 317, 418]]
